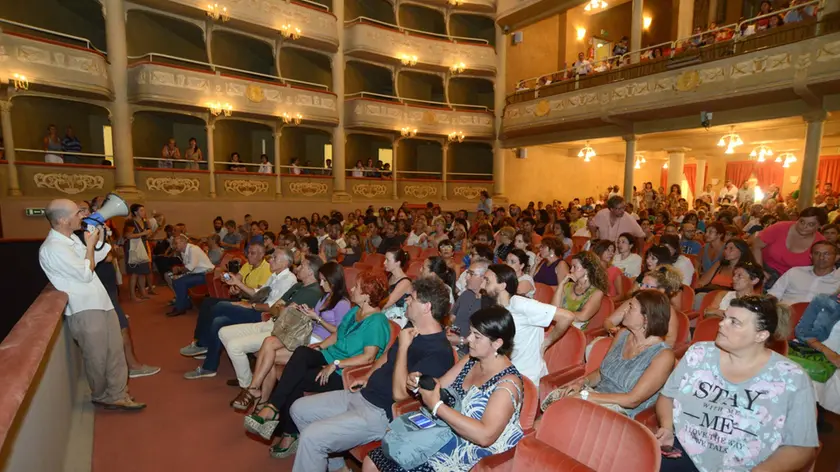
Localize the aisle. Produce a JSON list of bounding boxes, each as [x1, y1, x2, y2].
[[91, 291, 294, 472]]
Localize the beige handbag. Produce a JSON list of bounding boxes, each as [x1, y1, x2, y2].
[[127, 238, 150, 266], [270, 305, 314, 351]]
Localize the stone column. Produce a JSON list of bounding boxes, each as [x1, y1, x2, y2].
[[623, 135, 636, 202], [666, 147, 689, 189], [695, 158, 707, 199], [442, 142, 449, 200], [393, 137, 400, 199], [103, 0, 138, 195], [631, 0, 644, 62], [677, 0, 695, 39], [205, 122, 216, 198], [331, 0, 349, 202], [0, 101, 21, 196], [274, 129, 282, 198], [492, 25, 506, 198], [799, 112, 826, 210]]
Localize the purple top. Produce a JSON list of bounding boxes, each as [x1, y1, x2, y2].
[[313, 296, 352, 340]]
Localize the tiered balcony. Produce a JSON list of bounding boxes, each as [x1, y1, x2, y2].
[[127, 54, 338, 124], [0, 20, 111, 98], [503, 12, 840, 141], [345, 93, 495, 139], [343, 18, 496, 75]]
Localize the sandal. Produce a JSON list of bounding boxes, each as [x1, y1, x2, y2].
[[245, 404, 280, 440], [231, 388, 261, 412], [269, 434, 299, 459]]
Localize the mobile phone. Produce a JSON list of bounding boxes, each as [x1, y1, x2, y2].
[[660, 445, 683, 459], [407, 412, 436, 430], [223, 273, 232, 281]]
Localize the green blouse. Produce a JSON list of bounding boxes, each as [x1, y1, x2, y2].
[[321, 306, 391, 365]]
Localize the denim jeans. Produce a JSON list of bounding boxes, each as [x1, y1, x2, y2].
[[795, 294, 840, 343], [200, 303, 262, 372], [172, 272, 207, 310], [193, 297, 227, 342]]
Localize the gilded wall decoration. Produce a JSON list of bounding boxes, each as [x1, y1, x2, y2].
[[452, 186, 484, 200], [34, 173, 104, 195], [246, 84, 265, 103], [533, 100, 550, 117], [16, 44, 106, 78], [353, 183, 388, 199], [146, 177, 200, 195], [403, 185, 437, 199], [817, 40, 840, 61], [224, 179, 269, 196], [675, 70, 700, 91], [289, 182, 328, 197]]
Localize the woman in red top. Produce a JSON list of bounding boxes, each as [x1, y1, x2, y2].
[[752, 207, 826, 284]]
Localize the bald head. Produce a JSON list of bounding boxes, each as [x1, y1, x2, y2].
[[45, 199, 80, 229]]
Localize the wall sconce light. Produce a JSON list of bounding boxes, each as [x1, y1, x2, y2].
[[401, 127, 417, 138], [282, 112, 302, 125], [643, 16, 652, 30], [450, 62, 466, 74], [400, 54, 418, 66], [280, 24, 301, 40], [208, 101, 232, 116], [662, 162, 668, 169], [12, 73, 29, 91], [448, 131, 465, 143], [207, 3, 230, 21], [448, 0, 464, 5], [576, 27, 587, 41]]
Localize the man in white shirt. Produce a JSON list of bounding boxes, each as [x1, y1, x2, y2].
[[483, 263, 574, 387], [167, 234, 216, 316], [212, 249, 299, 385], [572, 52, 592, 76], [769, 242, 840, 305], [718, 179, 739, 203], [39, 199, 145, 410]]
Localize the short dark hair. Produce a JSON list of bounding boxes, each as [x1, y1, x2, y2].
[[618, 232, 636, 251], [303, 254, 324, 278], [425, 256, 456, 291], [539, 237, 566, 258], [800, 206, 828, 226], [607, 196, 625, 209], [472, 243, 495, 262], [660, 234, 681, 256], [413, 276, 452, 324], [730, 295, 790, 343], [470, 306, 516, 357], [812, 240, 839, 256], [645, 245, 674, 266], [735, 261, 765, 288], [130, 203, 144, 216], [488, 264, 518, 297], [507, 248, 530, 272], [635, 290, 671, 337]]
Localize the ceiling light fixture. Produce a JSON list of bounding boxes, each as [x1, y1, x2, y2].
[[208, 101, 232, 116], [577, 141, 596, 162], [280, 24, 301, 40], [12, 73, 29, 91], [717, 125, 744, 154], [448, 131, 465, 143], [584, 0, 608, 12], [207, 3, 230, 21], [749, 144, 773, 163], [777, 152, 797, 168], [400, 54, 418, 66], [401, 127, 417, 138]]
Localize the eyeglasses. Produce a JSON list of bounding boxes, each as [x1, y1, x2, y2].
[[640, 282, 657, 289]]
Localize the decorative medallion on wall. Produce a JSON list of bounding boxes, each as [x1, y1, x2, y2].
[[353, 183, 388, 199], [289, 182, 328, 197], [533, 100, 550, 117], [246, 84, 265, 103], [34, 173, 104, 195], [403, 184, 437, 199], [452, 186, 485, 200], [146, 177, 200, 195], [675, 70, 700, 92], [224, 179, 269, 196], [421, 110, 437, 125]]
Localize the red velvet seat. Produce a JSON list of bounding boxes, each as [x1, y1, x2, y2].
[[539, 336, 612, 403], [584, 297, 615, 342], [533, 283, 554, 304], [404, 246, 422, 260], [539, 327, 586, 402], [672, 310, 691, 358], [685, 289, 725, 321], [570, 236, 590, 255], [343, 267, 359, 292], [475, 397, 661, 472], [692, 316, 720, 343]]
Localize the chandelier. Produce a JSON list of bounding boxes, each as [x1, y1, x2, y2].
[[280, 24, 301, 40], [577, 141, 596, 162], [717, 126, 744, 154], [749, 144, 773, 162], [282, 112, 302, 125], [776, 152, 797, 168], [400, 54, 418, 66], [448, 131, 465, 143], [207, 3, 230, 21], [12, 73, 28, 91], [450, 62, 466, 74], [662, 162, 668, 169], [400, 127, 417, 138], [208, 101, 232, 117], [633, 153, 646, 169], [584, 0, 608, 12]]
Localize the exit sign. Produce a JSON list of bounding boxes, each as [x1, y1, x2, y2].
[[25, 208, 45, 217]]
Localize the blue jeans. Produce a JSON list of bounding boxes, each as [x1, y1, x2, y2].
[[795, 294, 840, 343], [194, 298, 228, 342], [172, 273, 207, 311], [200, 303, 263, 372]]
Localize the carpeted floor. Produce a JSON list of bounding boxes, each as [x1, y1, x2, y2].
[[92, 290, 840, 472]]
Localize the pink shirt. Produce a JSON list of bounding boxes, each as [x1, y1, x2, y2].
[[759, 221, 824, 276], [590, 209, 645, 242]]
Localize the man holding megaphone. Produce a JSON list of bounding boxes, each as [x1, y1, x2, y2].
[[39, 198, 146, 411]]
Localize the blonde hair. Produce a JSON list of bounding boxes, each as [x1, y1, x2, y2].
[[498, 226, 516, 242], [645, 265, 683, 296]]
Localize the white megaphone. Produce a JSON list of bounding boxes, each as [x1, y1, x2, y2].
[[82, 193, 130, 249]]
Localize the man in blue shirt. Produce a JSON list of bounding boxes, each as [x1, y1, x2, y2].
[[288, 277, 456, 470], [679, 222, 702, 255], [62, 126, 82, 164]]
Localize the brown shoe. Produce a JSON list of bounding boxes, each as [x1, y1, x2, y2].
[[226, 378, 240, 387], [99, 399, 147, 411]]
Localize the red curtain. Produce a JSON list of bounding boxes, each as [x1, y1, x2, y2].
[[684, 164, 697, 196], [753, 162, 784, 188], [818, 155, 840, 188], [660, 167, 668, 191], [725, 161, 756, 187]]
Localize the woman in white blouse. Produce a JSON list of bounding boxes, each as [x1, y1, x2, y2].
[[507, 248, 536, 298], [660, 234, 695, 287], [612, 232, 642, 279], [258, 154, 273, 174], [701, 261, 764, 319]]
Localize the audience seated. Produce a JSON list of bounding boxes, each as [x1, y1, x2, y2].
[[768, 240, 840, 304], [612, 232, 643, 279], [753, 207, 827, 286], [604, 265, 682, 346], [542, 290, 675, 418], [592, 240, 624, 298], [165, 234, 214, 316], [549, 251, 607, 331], [419, 256, 456, 304], [701, 261, 765, 319], [531, 237, 569, 286], [660, 235, 695, 287], [244, 270, 392, 457], [382, 248, 413, 327]]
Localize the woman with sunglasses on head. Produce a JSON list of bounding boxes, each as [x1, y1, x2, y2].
[[605, 265, 682, 347], [549, 251, 608, 331], [655, 295, 818, 472]]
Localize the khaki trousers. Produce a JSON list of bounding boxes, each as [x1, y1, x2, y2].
[[66, 309, 128, 404]]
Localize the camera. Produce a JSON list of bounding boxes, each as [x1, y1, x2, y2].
[[503, 25, 510, 34], [701, 111, 712, 129]]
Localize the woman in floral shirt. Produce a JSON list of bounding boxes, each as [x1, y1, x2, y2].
[[654, 295, 818, 471]]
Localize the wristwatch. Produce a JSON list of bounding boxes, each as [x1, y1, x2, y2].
[[250, 303, 256, 310], [579, 388, 590, 401], [333, 359, 341, 368]]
